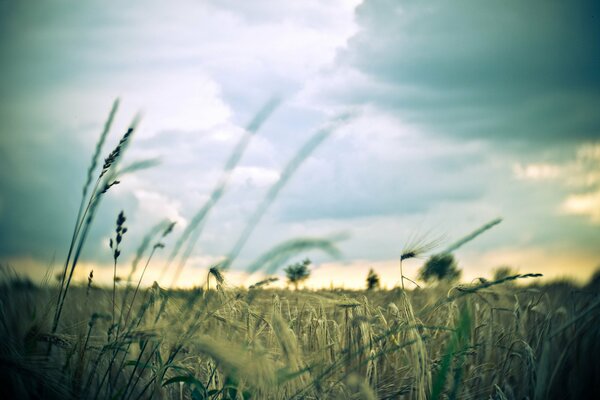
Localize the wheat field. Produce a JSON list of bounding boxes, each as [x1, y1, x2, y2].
[[2, 266, 599, 399]]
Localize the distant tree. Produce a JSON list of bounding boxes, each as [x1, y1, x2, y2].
[[419, 253, 461, 283], [492, 266, 517, 281], [415, 218, 501, 285], [587, 266, 600, 289], [284, 258, 311, 290], [366, 268, 380, 290]]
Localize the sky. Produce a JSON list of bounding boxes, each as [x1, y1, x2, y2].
[[1, 0, 599, 289]]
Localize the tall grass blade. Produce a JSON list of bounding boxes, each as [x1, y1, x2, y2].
[[54, 98, 119, 331], [442, 217, 502, 254], [219, 112, 355, 272], [162, 97, 281, 284], [246, 235, 344, 275], [53, 115, 139, 332]]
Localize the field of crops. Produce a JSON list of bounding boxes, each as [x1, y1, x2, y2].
[[2, 268, 599, 399]]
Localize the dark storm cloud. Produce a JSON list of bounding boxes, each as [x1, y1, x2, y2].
[[338, 0, 600, 143], [0, 114, 138, 262]]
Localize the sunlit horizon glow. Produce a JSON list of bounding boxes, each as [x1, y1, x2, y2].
[[6, 249, 598, 291], [1, 0, 599, 289]]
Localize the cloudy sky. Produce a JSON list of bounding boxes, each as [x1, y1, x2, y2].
[[1, 0, 599, 288]]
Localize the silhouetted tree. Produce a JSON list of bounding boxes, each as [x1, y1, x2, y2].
[[415, 218, 501, 286], [492, 265, 517, 281], [419, 253, 461, 283], [586, 266, 600, 289], [366, 268, 380, 290], [284, 258, 311, 290]]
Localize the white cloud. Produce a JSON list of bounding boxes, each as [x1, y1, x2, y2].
[[513, 163, 562, 180], [132, 189, 188, 229], [562, 190, 600, 223], [514, 142, 600, 224], [231, 166, 280, 188]]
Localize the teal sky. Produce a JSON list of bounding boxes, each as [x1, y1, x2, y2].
[[1, 0, 599, 288]]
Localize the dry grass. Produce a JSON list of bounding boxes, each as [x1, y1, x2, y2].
[[1, 272, 599, 399]]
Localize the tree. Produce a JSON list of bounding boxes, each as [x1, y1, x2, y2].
[[284, 258, 311, 290], [415, 218, 501, 285], [492, 266, 517, 281], [366, 268, 380, 290], [587, 266, 600, 289], [418, 253, 461, 283]]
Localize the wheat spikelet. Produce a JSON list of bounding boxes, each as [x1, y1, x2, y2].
[[192, 334, 277, 391]]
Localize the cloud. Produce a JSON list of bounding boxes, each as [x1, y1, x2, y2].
[[515, 142, 600, 223], [326, 0, 600, 144], [563, 191, 600, 223], [132, 189, 188, 228], [230, 166, 280, 188], [277, 108, 488, 221], [513, 163, 562, 181]]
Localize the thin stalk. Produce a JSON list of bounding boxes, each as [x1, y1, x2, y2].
[[162, 97, 281, 285], [53, 195, 101, 334], [219, 112, 353, 274], [93, 343, 122, 400], [53, 99, 119, 332], [400, 257, 405, 291], [81, 344, 107, 399], [133, 375, 156, 400], [111, 250, 162, 391], [119, 220, 168, 331], [117, 340, 148, 399], [121, 247, 158, 334], [113, 257, 118, 332], [123, 341, 161, 400], [54, 120, 138, 333], [53, 179, 102, 334]]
